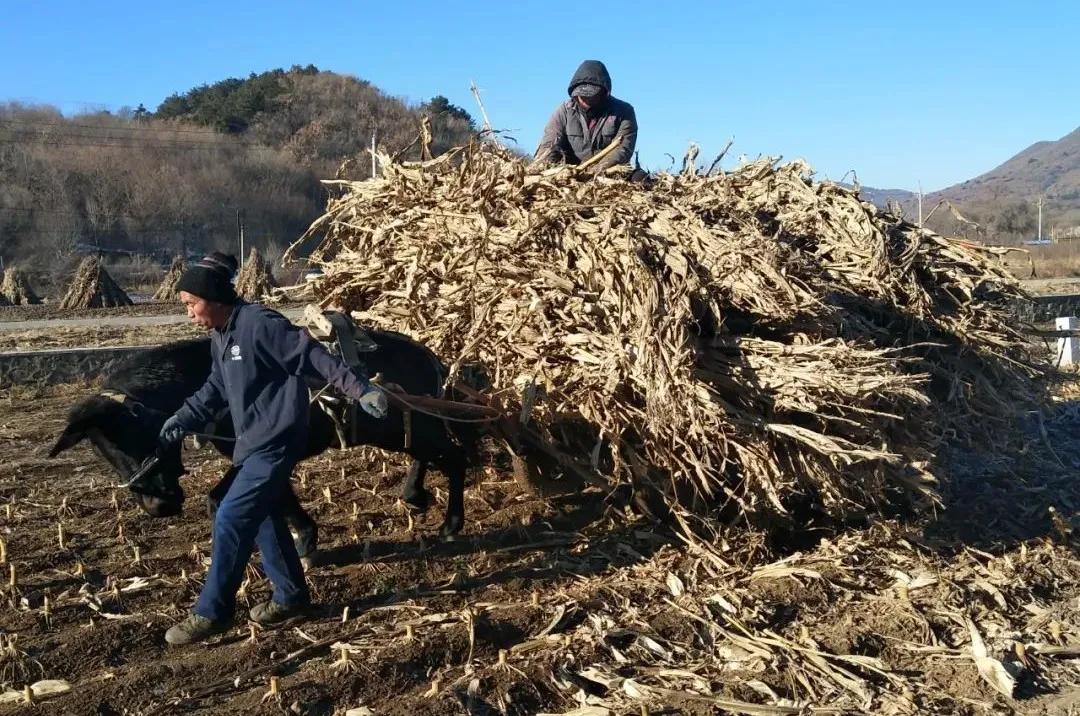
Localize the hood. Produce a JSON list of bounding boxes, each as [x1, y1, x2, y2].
[[567, 60, 612, 96]]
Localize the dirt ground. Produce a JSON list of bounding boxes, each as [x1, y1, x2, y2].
[[0, 325, 205, 352], [1021, 278, 1080, 297], [0, 372, 1078, 715], [0, 281, 1078, 715], [0, 302, 185, 324], [0, 300, 303, 326]]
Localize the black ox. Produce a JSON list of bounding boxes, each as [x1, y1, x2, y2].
[[49, 331, 478, 560]]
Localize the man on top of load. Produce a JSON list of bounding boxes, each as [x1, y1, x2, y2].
[[534, 59, 637, 173]]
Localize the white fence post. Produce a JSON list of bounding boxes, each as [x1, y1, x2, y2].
[[1056, 316, 1079, 366]]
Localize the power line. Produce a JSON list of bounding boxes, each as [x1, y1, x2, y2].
[[0, 138, 248, 152], [0, 118, 244, 138], [0, 206, 269, 223], [0, 132, 247, 151], [0, 125, 259, 151]]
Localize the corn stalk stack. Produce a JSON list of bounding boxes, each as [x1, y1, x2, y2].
[[152, 257, 185, 302], [57, 256, 132, 309], [235, 248, 278, 302], [290, 143, 1046, 535], [1, 267, 41, 305]]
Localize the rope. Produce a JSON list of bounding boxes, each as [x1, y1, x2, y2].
[[371, 383, 502, 425]]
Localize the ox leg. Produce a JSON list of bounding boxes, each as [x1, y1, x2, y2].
[[282, 482, 319, 565], [206, 466, 240, 519], [402, 459, 432, 514], [439, 454, 467, 540]]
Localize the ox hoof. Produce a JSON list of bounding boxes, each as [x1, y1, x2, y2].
[[439, 516, 464, 541], [403, 488, 432, 514], [290, 528, 319, 566]]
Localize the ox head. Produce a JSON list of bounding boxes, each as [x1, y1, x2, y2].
[[49, 395, 186, 517]]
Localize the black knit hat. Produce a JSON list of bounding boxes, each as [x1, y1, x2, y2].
[[176, 252, 239, 304]]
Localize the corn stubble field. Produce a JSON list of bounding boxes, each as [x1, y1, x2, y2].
[[1, 145, 1079, 715]]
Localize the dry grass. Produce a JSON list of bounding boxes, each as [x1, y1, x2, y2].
[[152, 257, 185, 301], [235, 247, 278, 301], [998, 242, 1080, 280], [57, 257, 132, 309], [0, 267, 41, 306], [290, 143, 1047, 538]]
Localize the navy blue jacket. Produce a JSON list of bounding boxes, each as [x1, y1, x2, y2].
[[174, 301, 370, 463]]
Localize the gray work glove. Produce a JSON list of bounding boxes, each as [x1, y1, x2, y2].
[[358, 386, 388, 419], [158, 415, 187, 447]]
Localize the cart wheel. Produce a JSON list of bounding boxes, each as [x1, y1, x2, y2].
[[508, 446, 582, 497], [510, 453, 542, 495]]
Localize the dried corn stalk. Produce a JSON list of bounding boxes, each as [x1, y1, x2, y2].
[[235, 248, 278, 302], [1, 267, 41, 305], [292, 143, 1045, 532], [152, 257, 185, 301], [58, 256, 132, 309]]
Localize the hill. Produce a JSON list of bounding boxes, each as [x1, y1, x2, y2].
[[860, 126, 1080, 242], [930, 126, 1080, 240], [155, 65, 475, 169], [941, 126, 1080, 208], [853, 185, 916, 209], [0, 66, 478, 285]]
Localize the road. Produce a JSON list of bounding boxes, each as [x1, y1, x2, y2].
[[0, 308, 305, 333], [0, 280, 1073, 334], [1020, 277, 1080, 296]]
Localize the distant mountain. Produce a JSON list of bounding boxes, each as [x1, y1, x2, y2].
[[0, 66, 479, 277], [858, 126, 1080, 241], [854, 186, 917, 209], [939, 127, 1080, 208]]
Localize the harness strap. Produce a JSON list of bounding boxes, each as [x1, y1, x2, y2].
[[323, 310, 373, 446], [326, 311, 364, 370]]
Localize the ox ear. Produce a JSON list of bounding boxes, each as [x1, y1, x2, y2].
[[48, 397, 123, 457]]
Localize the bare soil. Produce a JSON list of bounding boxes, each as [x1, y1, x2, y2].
[[0, 379, 1077, 714], [0, 303, 185, 324], [0, 325, 204, 352], [0, 382, 625, 714], [1021, 277, 1080, 297], [0, 301, 303, 326]]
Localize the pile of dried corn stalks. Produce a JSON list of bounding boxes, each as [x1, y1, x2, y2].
[[57, 257, 131, 309], [1, 267, 40, 306], [235, 247, 278, 302], [152, 257, 185, 302], [292, 142, 1045, 532]]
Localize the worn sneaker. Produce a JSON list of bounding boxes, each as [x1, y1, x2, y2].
[[249, 600, 310, 626], [164, 613, 231, 645]]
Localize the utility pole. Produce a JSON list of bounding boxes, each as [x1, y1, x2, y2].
[[918, 181, 924, 229], [236, 209, 245, 267], [1037, 196, 1044, 241], [371, 131, 377, 178]]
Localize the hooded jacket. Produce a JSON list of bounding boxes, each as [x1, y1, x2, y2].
[[535, 60, 637, 171]]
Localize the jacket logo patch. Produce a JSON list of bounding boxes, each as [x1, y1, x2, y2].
[[230, 345, 243, 361]]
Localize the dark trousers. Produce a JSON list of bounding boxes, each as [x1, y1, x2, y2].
[[194, 447, 309, 622]]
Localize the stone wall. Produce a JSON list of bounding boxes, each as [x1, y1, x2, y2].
[[1010, 295, 1080, 324], [0, 346, 152, 386]]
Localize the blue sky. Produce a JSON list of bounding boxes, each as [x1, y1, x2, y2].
[[2, 0, 1076, 191]]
